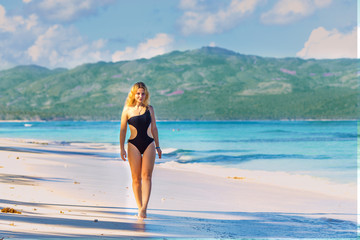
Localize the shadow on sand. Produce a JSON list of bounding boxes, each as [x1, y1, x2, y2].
[[0, 146, 117, 159], [0, 198, 357, 239], [0, 173, 69, 186]]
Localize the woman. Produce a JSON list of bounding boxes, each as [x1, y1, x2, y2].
[[119, 82, 162, 219]]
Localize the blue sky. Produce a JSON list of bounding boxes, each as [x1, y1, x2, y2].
[[0, 0, 357, 70]]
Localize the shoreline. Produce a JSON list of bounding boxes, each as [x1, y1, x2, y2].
[[2, 137, 356, 194], [0, 137, 357, 238], [1, 137, 357, 198]]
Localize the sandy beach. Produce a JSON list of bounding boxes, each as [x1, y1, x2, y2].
[[0, 137, 357, 239]]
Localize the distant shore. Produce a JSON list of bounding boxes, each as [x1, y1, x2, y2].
[[0, 137, 357, 238]]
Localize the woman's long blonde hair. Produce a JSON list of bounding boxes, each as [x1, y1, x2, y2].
[[125, 82, 150, 107]]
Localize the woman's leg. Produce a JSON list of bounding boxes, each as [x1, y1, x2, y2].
[[127, 143, 143, 214], [139, 142, 156, 218]]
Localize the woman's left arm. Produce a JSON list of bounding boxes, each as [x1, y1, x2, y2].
[[149, 105, 162, 159]]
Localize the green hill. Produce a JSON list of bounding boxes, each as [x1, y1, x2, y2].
[[0, 47, 358, 120]]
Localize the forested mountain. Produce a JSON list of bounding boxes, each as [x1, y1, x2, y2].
[[0, 47, 358, 120]]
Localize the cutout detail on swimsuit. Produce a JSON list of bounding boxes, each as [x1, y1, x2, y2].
[[127, 108, 154, 154]]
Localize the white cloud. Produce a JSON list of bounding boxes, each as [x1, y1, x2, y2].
[[27, 24, 110, 68], [296, 26, 357, 59], [179, 0, 263, 35], [112, 33, 174, 62], [0, 3, 115, 70], [179, 0, 199, 10], [23, 0, 32, 3], [0, 52, 13, 70], [0, 3, 114, 70], [358, 27, 360, 59], [29, 0, 115, 23], [25, 14, 38, 30], [0, 4, 43, 69], [0, 5, 38, 33], [314, 0, 332, 7], [0, 5, 23, 32], [261, 0, 332, 24], [209, 42, 216, 47]]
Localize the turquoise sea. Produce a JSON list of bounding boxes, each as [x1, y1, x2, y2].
[[0, 121, 357, 186]]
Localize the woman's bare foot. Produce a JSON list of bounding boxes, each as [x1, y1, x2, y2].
[[138, 209, 147, 219]]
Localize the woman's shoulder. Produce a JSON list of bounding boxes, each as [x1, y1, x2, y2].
[[122, 105, 133, 114], [147, 105, 155, 113]]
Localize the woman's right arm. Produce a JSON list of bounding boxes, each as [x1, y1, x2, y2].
[[119, 106, 128, 161]]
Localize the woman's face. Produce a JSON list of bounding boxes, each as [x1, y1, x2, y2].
[[135, 88, 146, 104]]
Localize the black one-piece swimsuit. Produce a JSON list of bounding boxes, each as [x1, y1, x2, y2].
[[127, 108, 154, 154]]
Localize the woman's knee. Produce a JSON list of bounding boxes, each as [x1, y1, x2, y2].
[[141, 173, 152, 181], [132, 176, 142, 185]]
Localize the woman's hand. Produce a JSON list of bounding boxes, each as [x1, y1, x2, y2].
[[156, 148, 162, 159], [120, 148, 127, 161]]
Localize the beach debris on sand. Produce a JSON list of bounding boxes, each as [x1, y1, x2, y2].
[[1, 207, 22, 214], [227, 176, 246, 180]]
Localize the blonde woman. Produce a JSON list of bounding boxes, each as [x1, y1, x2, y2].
[[120, 82, 162, 219]]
